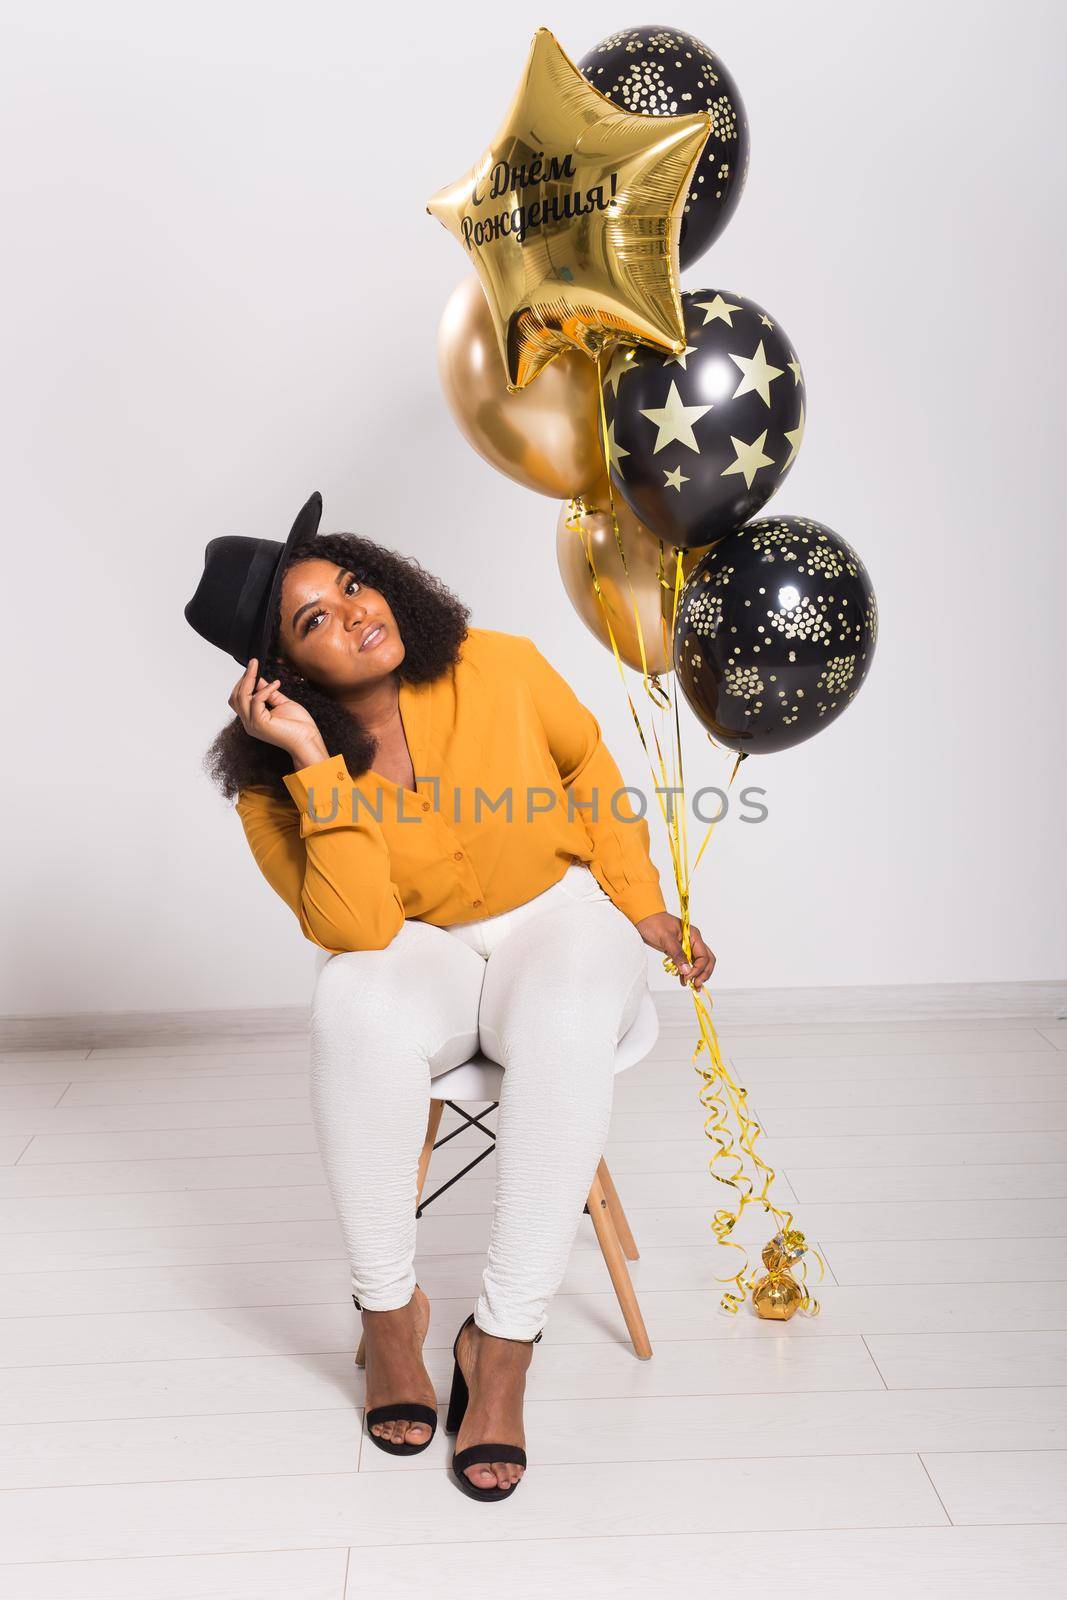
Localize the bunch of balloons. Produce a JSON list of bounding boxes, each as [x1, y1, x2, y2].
[[427, 26, 861, 1318], [428, 24, 877, 759]]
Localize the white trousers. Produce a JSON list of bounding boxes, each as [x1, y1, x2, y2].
[[308, 862, 650, 1340]]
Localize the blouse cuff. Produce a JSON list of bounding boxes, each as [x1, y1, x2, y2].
[[611, 878, 669, 925], [283, 754, 357, 834]]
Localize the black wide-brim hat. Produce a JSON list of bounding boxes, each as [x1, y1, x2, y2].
[[183, 491, 324, 667]]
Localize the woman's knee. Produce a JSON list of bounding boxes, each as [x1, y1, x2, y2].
[[312, 931, 410, 1031], [311, 918, 483, 1053], [484, 904, 648, 1055], [547, 903, 648, 998]]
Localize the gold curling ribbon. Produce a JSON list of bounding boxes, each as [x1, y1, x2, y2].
[[562, 351, 828, 1317]]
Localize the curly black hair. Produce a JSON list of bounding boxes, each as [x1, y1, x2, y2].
[[202, 531, 471, 803]]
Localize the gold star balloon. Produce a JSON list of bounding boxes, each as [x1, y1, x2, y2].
[[426, 28, 711, 391]]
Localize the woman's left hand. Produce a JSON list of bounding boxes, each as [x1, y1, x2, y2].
[[633, 911, 716, 991]]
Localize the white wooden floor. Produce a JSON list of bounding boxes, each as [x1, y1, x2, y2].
[[1, 1004, 1066, 1597]]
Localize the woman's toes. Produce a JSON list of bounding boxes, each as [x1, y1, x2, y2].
[[462, 1460, 522, 1490], [465, 1463, 499, 1490], [370, 1416, 433, 1447]]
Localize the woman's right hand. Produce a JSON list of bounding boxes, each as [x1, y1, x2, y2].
[[229, 657, 327, 765]]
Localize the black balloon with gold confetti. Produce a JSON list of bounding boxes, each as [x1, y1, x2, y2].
[[602, 290, 805, 548], [674, 516, 878, 756], [577, 26, 749, 270]]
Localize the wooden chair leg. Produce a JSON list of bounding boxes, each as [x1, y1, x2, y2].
[[596, 1156, 639, 1261], [417, 1099, 445, 1198], [355, 1098, 445, 1369], [586, 1169, 653, 1360]]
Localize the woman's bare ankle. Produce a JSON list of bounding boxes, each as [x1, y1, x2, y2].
[[359, 1285, 427, 1335], [460, 1322, 536, 1377]]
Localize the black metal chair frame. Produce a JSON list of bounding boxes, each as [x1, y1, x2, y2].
[[414, 1099, 499, 1217]]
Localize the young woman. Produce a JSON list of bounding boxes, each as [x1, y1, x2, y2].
[[184, 491, 715, 1501]]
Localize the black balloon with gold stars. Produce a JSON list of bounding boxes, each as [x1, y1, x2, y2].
[[578, 26, 749, 270], [674, 517, 878, 756], [603, 290, 805, 549]]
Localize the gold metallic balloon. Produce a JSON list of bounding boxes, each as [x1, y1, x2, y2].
[[555, 481, 714, 674], [427, 28, 711, 391], [438, 275, 604, 499], [752, 1271, 803, 1321]]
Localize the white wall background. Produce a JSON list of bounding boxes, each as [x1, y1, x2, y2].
[[2, 0, 1064, 1015]]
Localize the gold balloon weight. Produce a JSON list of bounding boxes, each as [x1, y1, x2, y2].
[[752, 1230, 820, 1321], [426, 28, 711, 389]]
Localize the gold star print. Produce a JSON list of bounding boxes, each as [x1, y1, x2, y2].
[[729, 340, 785, 407], [603, 347, 635, 397], [605, 420, 630, 474], [759, 314, 774, 329], [787, 356, 803, 386], [664, 344, 697, 369], [639, 380, 713, 453], [721, 430, 775, 489], [693, 294, 743, 327], [782, 401, 805, 468], [664, 465, 689, 492], [426, 29, 712, 389]]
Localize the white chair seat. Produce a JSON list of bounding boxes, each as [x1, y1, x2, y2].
[[431, 986, 660, 1102]]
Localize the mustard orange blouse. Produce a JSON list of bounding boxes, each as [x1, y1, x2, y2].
[[235, 625, 668, 952]]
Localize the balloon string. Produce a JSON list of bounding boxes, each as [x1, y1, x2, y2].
[[574, 351, 825, 1316]]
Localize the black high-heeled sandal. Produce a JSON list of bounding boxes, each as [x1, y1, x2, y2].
[[445, 1310, 543, 1500], [353, 1290, 439, 1456]]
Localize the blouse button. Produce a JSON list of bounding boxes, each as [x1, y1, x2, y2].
[[453, 850, 463, 860], [472, 899, 482, 908], [422, 801, 430, 812], [335, 770, 344, 781]]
